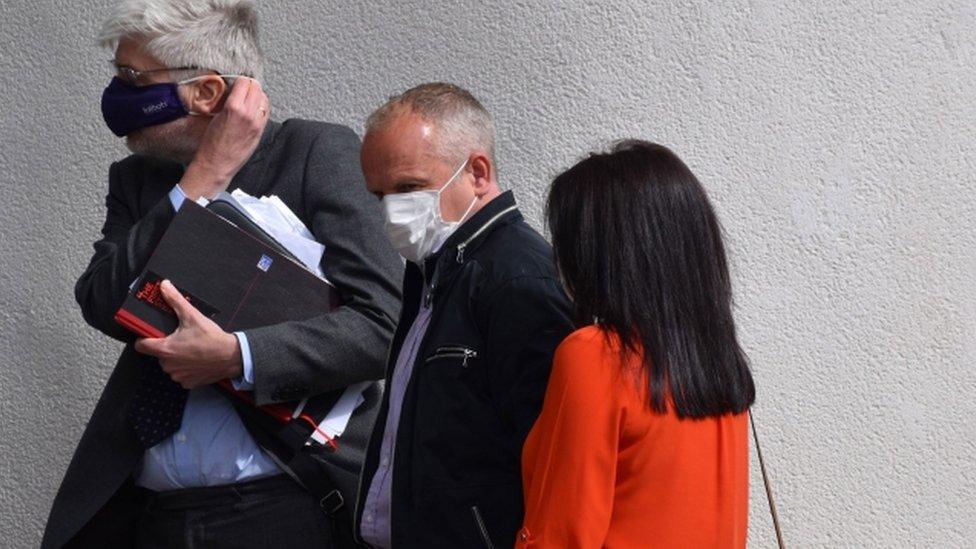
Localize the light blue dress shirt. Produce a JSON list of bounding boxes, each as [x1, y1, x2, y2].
[[135, 185, 280, 491]]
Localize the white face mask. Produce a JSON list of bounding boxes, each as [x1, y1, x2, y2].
[[381, 159, 478, 264]]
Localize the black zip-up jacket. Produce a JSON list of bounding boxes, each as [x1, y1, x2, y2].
[[354, 191, 574, 548]]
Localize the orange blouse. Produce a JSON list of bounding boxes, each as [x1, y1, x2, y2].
[[517, 326, 749, 549]]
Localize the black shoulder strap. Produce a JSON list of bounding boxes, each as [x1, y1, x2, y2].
[[221, 390, 347, 518], [750, 410, 787, 548]]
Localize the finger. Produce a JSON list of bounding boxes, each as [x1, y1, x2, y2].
[[159, 358, 176, 374], [255, 103, 270, 121], [160, 280, 198, 323], [169, 373, 190, 389], [174, 374, 191, 389], [167, 370, 193, 390], [244, 85, 264, 117], [246, 78, 266, 103], [245, 78, 264, 107], [241, 76, 259, 104], [159, 362, 187, 387], [135, 337, 165, 357], [224, 76, 251, 112]]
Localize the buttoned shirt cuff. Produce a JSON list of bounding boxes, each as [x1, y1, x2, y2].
[[168, 184, 188, 212], [231, 332, 255, 390]]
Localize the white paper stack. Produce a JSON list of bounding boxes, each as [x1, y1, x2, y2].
[[229, 189, 327, 280], [310, 382, 370, 444]]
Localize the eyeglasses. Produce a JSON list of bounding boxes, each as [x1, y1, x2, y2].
[[110, 61, 208, 86]]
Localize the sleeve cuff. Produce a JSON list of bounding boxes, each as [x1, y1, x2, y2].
[[232, 331, 255, 390], [168, 184, 188, 212]]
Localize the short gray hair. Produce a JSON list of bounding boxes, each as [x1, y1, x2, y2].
[[366, 82, 496, 165], [98, 0, 264, 80]]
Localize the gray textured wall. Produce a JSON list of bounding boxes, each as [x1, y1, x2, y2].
[[1, 0, 974, 547]]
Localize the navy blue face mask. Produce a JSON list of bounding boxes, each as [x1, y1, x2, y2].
[[101, 77, 191, 137]]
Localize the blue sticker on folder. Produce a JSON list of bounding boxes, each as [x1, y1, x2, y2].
[[257, 254, 273, 272]]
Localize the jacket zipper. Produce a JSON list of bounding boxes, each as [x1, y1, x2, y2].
[[424, 268, 435, 308], [425, 347, 478, 367], [456, 205, 518, 264], [470, 506, 495, 549]]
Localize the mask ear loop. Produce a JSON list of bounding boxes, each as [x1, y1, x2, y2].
[[456, 195, 479, 225], [436, 159, 470, 194], [438, 158, 479, 225], [178, 74, 253, 117]]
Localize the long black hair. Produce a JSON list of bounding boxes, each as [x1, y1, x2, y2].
[[546, 140, 755, 419]]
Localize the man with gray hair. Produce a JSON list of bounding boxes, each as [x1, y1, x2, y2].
[[42, 1, 402, 547], [353, 82, 573, 548]]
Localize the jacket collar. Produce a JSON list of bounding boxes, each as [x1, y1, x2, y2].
[[228, 120, 280, 196], [420, 190, 521, 282], [251, 120, 280, 160]]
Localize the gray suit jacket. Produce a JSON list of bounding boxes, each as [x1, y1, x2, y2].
[[42, 119, 403, 548]]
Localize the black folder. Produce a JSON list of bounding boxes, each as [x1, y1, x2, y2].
[[115, 197, 343, 449], [116, 198, 338, 339]]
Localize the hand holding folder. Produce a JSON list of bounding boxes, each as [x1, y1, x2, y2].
[[116, 195, 350, 451], [133, 278, 245, 389]]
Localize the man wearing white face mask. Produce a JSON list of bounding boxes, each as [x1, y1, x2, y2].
[[380, 158, 478, 263], [354, 82, 574, 549]]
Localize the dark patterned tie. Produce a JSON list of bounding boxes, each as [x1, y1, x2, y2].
[[127, 360, 189, 448]]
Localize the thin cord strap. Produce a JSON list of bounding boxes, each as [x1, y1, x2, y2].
[[750, 410, 786, 549]]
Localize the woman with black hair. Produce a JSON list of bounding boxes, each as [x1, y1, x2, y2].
[[516, 140, 755, 549]]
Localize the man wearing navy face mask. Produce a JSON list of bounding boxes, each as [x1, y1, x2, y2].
[[354, 83, 573, 549], [42, 1, 402, 548]]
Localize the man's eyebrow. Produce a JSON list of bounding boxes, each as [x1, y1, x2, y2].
[[393, 172, 429, 185], [394, 180, 425, 190], [112, 60, 142, 71]]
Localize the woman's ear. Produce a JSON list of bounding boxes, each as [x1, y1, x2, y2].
[[182, 75, 228, 115], [469, 153, 495, 196]]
